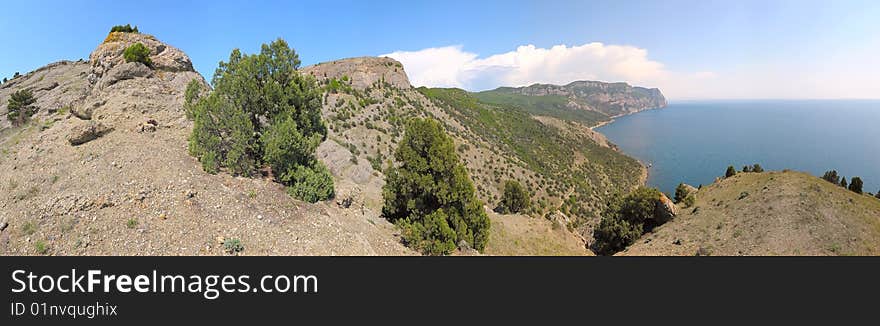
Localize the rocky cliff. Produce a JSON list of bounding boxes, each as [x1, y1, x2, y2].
[[493, 80, 667, 118], [0, 33, 413, 255]]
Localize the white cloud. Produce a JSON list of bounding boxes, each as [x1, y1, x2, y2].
[[382, 43, 695, 96], [383, 41, 880, 100]]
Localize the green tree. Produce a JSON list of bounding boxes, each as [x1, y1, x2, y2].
[[742, 165, 752, 173], [752, 164, 764, 173], [6, 89, 37, 126], [110, 24, 139, 33], [875, 190, 880, 200], [123, 43, 152, 66], [848, 177, 863, 194], [592, 187, 663, 255], [822, 170, 840, 184], [382, 118, 490, 255], [188, 39, 332, 202], [840, 177, 848, 188], [673, 183, 691, 203], [1, 78, 6, 84], [725, 165, 737, 178], [497, 180, 531, 214]]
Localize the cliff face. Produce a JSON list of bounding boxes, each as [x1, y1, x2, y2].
[[495, 80, 667, 118], [302, 57, 411, 90]]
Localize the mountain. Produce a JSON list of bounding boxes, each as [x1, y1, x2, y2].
[[0, 33, 415, 255], [620, 171, 880, 256], [0, 31, 663, 255], [475, 81, 667, 127]]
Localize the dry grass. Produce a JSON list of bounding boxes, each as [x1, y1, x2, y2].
[[621, 171, 880, 256]]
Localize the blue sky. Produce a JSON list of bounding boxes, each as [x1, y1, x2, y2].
[[2, 0, 879, 99]]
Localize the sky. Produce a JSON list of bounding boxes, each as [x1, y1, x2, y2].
[[1, 0, 879, 100]]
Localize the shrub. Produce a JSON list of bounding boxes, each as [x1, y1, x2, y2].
[[848, 177, 863, 194], [7, 89, 37, 126], [123, 43, 152, 66], [184, 79, 205, 119], [822, 170, 840, 184], [742, 165, 752, 173], [840, 177, 848, 188], [725, 166, 737, 178], [34, 241, 48, 255], [674, 183, 692, 203], [188, 39, 331, 201], [752, 164, 764, 173], [285, 164, 335, 203], [682, 193, 696, 208], [188, 94, 257, 175], [875, 190, 880, 200], [126, 218, 138, 229], [110, 24, 139, 33], [592, 187, 663, 255], [382, 118, 490, 255], [497, 180, 530, 214], [223, 238, 244, 254]]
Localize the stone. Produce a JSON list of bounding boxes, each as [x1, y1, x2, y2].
[[654, 193, 678, 223], [97, 62, 152, 89], [68, 121, 113, 146]]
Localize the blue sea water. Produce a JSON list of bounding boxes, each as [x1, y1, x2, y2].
[[596, 100, 880, 196]]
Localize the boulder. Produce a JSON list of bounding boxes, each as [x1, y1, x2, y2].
[[68, 121, 113, 145], [654, 193, 678, 223], [97, 62, 152, 89], [71, 100, 106, 120]]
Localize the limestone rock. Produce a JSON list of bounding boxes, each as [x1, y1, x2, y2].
[[97, 62, 153, 89], [68, 121, 113, 145], [654, 193, 678, 223], [303, 57, 411, 90]]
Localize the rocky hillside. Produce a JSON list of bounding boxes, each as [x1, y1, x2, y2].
[[303, 58, 645, 247], [476, 80, 667, 126], [0, 31, 658, 256], [620, 171, 880, 256], [0, 32, 414, 255]]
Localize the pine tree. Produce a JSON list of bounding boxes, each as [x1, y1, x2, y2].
[[840, 177, 848, 188], [725, 165, 737, 178], [6, 89, 37, 126], [382, 118, 490, 255], [752, 164, 764, 173], [498, 180, 531, 214], [188, 38, 332, 202], [822, 170, 840, 184], [848, 177, 863, 194]]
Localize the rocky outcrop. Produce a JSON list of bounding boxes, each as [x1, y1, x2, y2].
[[97, 62, 153, 89], [68, 121, 113, 145], [654, 193, 678, 224], [302, 57, 411, 90], [88, 32, 195, 87], [493, 80, 667, 118]]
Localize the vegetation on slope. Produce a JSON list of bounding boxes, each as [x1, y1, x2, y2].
[[473, 90, 608, 126], [418, 87, 643, 229], [621, 170, 880, 256], [382, 118, 489, 255], [186, 38, 333, 203]]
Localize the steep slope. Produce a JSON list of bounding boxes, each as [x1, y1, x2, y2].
[[0, 33, 413, 255], [304, 59, 645, 250], [476, 80, 667, 126], [620, 171, 880, 256]]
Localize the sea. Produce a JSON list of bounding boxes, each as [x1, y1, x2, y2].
[[596, 100, 880, 196]]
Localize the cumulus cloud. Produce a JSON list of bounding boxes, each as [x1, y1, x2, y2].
[[382, 43, 686, 94], [383, 42, 880, 100]]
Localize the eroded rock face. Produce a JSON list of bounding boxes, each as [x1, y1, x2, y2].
[[97, 62, 153, 89], [302, 57, 411, 90], [654, 193, 678, 223], [88, 32, 195, 86], [68, 121, 113, 145]]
